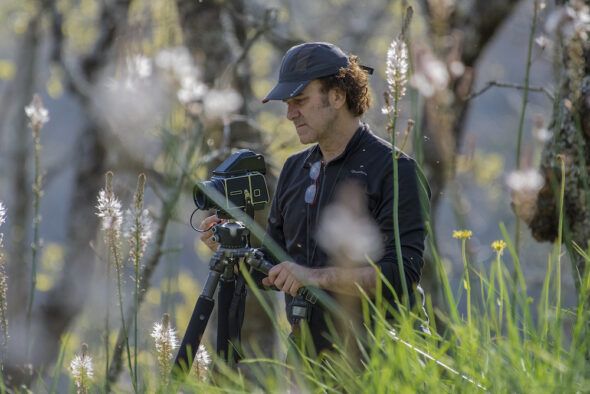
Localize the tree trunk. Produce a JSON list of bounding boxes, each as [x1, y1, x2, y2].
[[525, 1, 590, 287]]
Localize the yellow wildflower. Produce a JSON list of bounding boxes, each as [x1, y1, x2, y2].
[[452, 230, 473, 240], [491, 240, 507, 255]]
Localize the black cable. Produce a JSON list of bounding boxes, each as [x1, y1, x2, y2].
[[190, 209, 217, 233]]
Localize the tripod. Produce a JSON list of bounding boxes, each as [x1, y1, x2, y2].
[[172, 218, 275, 376]]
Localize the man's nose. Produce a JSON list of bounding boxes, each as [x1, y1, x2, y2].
[[287, 103, 299, 121]]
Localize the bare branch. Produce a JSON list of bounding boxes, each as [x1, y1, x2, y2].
[[466, 80, 555, 101], [232, 8, 278, 70]]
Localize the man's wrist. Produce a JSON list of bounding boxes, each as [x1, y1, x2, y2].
[[307, 266, 377, 296], [310, 267, 333, 289]]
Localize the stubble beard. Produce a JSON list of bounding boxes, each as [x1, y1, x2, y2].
[[297, 93, 336, 145]]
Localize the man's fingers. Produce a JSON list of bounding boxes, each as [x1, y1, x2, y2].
[[265, 262, 306, 295], [273, 273, 286, 290], [289, 281, 302, 297], [268, 264, 282, 282], [285, 277, 300, 296], [281, 276, 293, 293], [200, 231, 211, 242], [198, 214, 223, 251], [199, 214, 221, 230]]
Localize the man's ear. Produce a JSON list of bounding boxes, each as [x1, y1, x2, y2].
[[329, 88, 346, 109]]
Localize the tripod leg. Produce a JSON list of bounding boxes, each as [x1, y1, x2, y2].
[[217, 277, 235, 364], [173, 271, 220, 377], [228, 274, 246, 360]]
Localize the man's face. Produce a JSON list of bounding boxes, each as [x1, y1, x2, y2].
[[284, 81, 338, 145]]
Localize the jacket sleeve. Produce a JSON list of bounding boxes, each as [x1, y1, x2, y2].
[[373, 157, 430, 307]]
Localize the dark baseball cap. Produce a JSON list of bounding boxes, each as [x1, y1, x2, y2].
[[262, 42, 350, 103]]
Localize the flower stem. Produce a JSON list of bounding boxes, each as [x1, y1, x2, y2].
[[111, 232, 137, 393], [104, 251, 111, 393], [461, 240, 472, 327], [553, 154, 566, 355], [132, 173, 147, 392], [390, 91, 410, 307], [514, 0, 540, 256], [26, 122, 43, 359]]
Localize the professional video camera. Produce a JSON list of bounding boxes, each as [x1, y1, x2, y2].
[[193, 149, 269, 217]]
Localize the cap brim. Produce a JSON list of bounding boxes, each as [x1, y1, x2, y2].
[[262, 80, 310, 103]]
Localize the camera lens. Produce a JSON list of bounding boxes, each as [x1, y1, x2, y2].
[[194, 179, 223, 210]]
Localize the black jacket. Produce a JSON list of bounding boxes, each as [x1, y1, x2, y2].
[[264, 123, 430, 352]]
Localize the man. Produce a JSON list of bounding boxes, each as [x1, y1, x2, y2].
[[201, 42, 429, 356]]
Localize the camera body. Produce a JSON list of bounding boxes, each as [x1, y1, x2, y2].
[[193, 149, 270, 215]]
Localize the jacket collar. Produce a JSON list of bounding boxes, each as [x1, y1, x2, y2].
[[303, 123, 368, 168]]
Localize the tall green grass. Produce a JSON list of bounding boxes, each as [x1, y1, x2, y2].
[[166, 231, 590, 393], [151, 158, 589, 392]]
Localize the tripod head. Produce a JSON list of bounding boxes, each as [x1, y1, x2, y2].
[[210, 219, 250, 249]]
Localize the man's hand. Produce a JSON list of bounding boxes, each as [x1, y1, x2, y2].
[[262, 262, 320, 297], [199, 214, 224, 251]]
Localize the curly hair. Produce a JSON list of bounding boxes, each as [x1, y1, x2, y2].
[[317, 55, 372, 117]]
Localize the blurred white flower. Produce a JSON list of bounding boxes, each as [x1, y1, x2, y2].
[[0, 202, 5, 228], [317, 182, 383, 265], [152, 313, 178, 384], [535, 35, 551, 50], [507, 169, 545, 224], [0, 201, 5, 247], [24, 94, 49, 128], [385, 38, 409, 104], [545, 4, 590, 39], [410, 45, 450, 98], [155, 47, 195, 80], [203, 88, 243, 120], [70, 343, 93, 394], [449, 60, 465, 78], [193, 344, 211, 382], [98, 56, 173, 159], [534, 128, 552, 142], [532, 115, 552, 143], [96, 189, 123, 233], [123, 207, 153, 262], [96, 54, 170, 160], [506, 169, 544, 193], [152, 319, 178, 356], [103, 55, 153, 92], [127, 54, 152, 80], [155, 46, 209, 107], [177, 77, 208, 105]]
